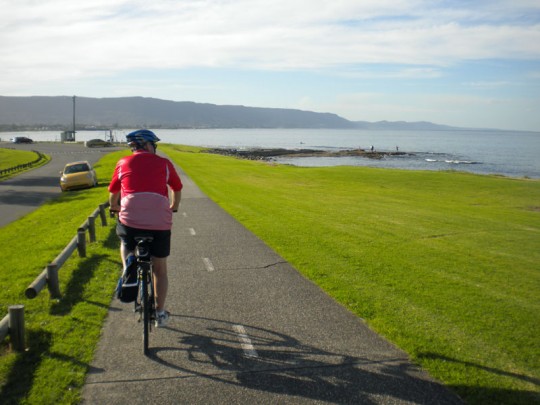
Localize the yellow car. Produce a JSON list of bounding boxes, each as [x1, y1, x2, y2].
[[60, 161, 98, 191]]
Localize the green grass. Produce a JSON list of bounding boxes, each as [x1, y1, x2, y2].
[[0, 148, 37, 170], [0, 148, 50, 179], [162, 144, 540, 405], [0, 149, 130, 404], [1, 143, 538, 404]]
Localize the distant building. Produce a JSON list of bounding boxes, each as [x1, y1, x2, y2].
[[61, 130, 76, 142]]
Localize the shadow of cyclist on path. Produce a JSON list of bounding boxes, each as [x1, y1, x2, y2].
[[149, 314, 462, 404]]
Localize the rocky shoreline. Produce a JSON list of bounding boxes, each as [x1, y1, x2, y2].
[[207, 147, 411, 160]]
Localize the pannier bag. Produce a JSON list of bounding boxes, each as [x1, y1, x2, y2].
[[116, 254, 139, 302]]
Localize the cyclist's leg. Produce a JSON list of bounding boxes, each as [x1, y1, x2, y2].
[[152, 257, 168, 312], [116, 221, 136, 268], [149, 229, 171, 314], [120, 243, 132, 268]]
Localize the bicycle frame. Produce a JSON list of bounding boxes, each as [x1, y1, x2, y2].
[[109, 210, 157, 356], [134, 236, 155, 356]]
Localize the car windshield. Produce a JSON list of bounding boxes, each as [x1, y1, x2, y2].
[[65, 164, 89, 174]]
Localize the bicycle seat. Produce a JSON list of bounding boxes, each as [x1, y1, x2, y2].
[[134, 236, 154, 243], [134, 236, 154, 259]]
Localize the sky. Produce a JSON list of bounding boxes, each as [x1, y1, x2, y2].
[[1, 0, 540, 131]]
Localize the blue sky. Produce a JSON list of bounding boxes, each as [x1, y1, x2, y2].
[[1, 0, 539, 131]]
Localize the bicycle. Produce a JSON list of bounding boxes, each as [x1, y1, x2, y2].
[[133, 235, 156, 356], [111, 209, 156, 356]]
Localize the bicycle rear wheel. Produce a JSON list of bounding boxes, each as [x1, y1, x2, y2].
[[141, 263, 152, 356]]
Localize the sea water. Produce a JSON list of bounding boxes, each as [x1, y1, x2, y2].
[[4, 128, 539, 179]]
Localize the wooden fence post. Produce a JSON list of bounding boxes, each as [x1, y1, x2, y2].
[[98, 204, 107, 226], [47, 264, 61, 298], [77, 228, 86, 257], [9, 305, 25, 352], [88, 216, 96, 242], [0, 314, 9, 342], [24, 201, 111, 300]]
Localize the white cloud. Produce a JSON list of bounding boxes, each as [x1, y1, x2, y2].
[[1, 0, 539, 130], [464, 81, 513, 88], [2, 0, 539, 81]]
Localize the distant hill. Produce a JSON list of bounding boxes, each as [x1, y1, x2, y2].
[[0, 95, 461, 131], [353, 120, 458, 131]]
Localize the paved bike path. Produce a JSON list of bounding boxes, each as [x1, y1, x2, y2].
[[82, 165, 463, 404]]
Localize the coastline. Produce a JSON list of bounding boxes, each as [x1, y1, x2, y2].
[[2, 128, 538, 178], [207, 147, 410, 160]]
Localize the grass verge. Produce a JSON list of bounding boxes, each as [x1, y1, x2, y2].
[[162, 144, 540, 405], [0, 149, 129, 404], [0, 148, 38, 170], [0, 148, 50, 180]]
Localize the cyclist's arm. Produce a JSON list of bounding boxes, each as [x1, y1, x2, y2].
[[108, 161, 123, 213], [170, 190, 181, 212], [109, 191, 121, 212]]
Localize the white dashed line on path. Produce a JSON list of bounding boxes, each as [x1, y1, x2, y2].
[[189, 228, 196, 235], [202, 257, 215, 272], [233, 325, 258, 358]]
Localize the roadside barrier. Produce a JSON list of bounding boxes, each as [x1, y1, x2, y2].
[[1, 202, 111, 351], [25, 202, 110, 299], [0, 306, 25, 352], [0, 150, 47, 177]]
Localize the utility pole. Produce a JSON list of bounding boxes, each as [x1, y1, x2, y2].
[[72, 95, 76, 139]]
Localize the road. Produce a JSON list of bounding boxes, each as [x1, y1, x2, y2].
[[0, 142, 123, 228]]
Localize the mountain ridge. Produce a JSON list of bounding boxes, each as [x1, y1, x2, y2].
[[0, 95, 466, 131]]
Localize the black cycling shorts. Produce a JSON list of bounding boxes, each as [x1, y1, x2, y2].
[[116, 221, 171, 258]]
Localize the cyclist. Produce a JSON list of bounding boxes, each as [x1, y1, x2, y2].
[[108, 129, 183, 327]]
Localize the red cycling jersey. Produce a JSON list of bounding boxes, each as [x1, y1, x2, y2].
[[108, 150, 183, 230]]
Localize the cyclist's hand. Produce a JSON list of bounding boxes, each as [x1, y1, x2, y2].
[[109, 205, 120, 218]]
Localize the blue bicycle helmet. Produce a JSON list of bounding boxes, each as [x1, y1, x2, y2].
[[126, 129, 160, 148]]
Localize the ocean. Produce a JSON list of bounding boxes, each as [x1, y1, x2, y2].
[[3, 128, 539, 179]]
